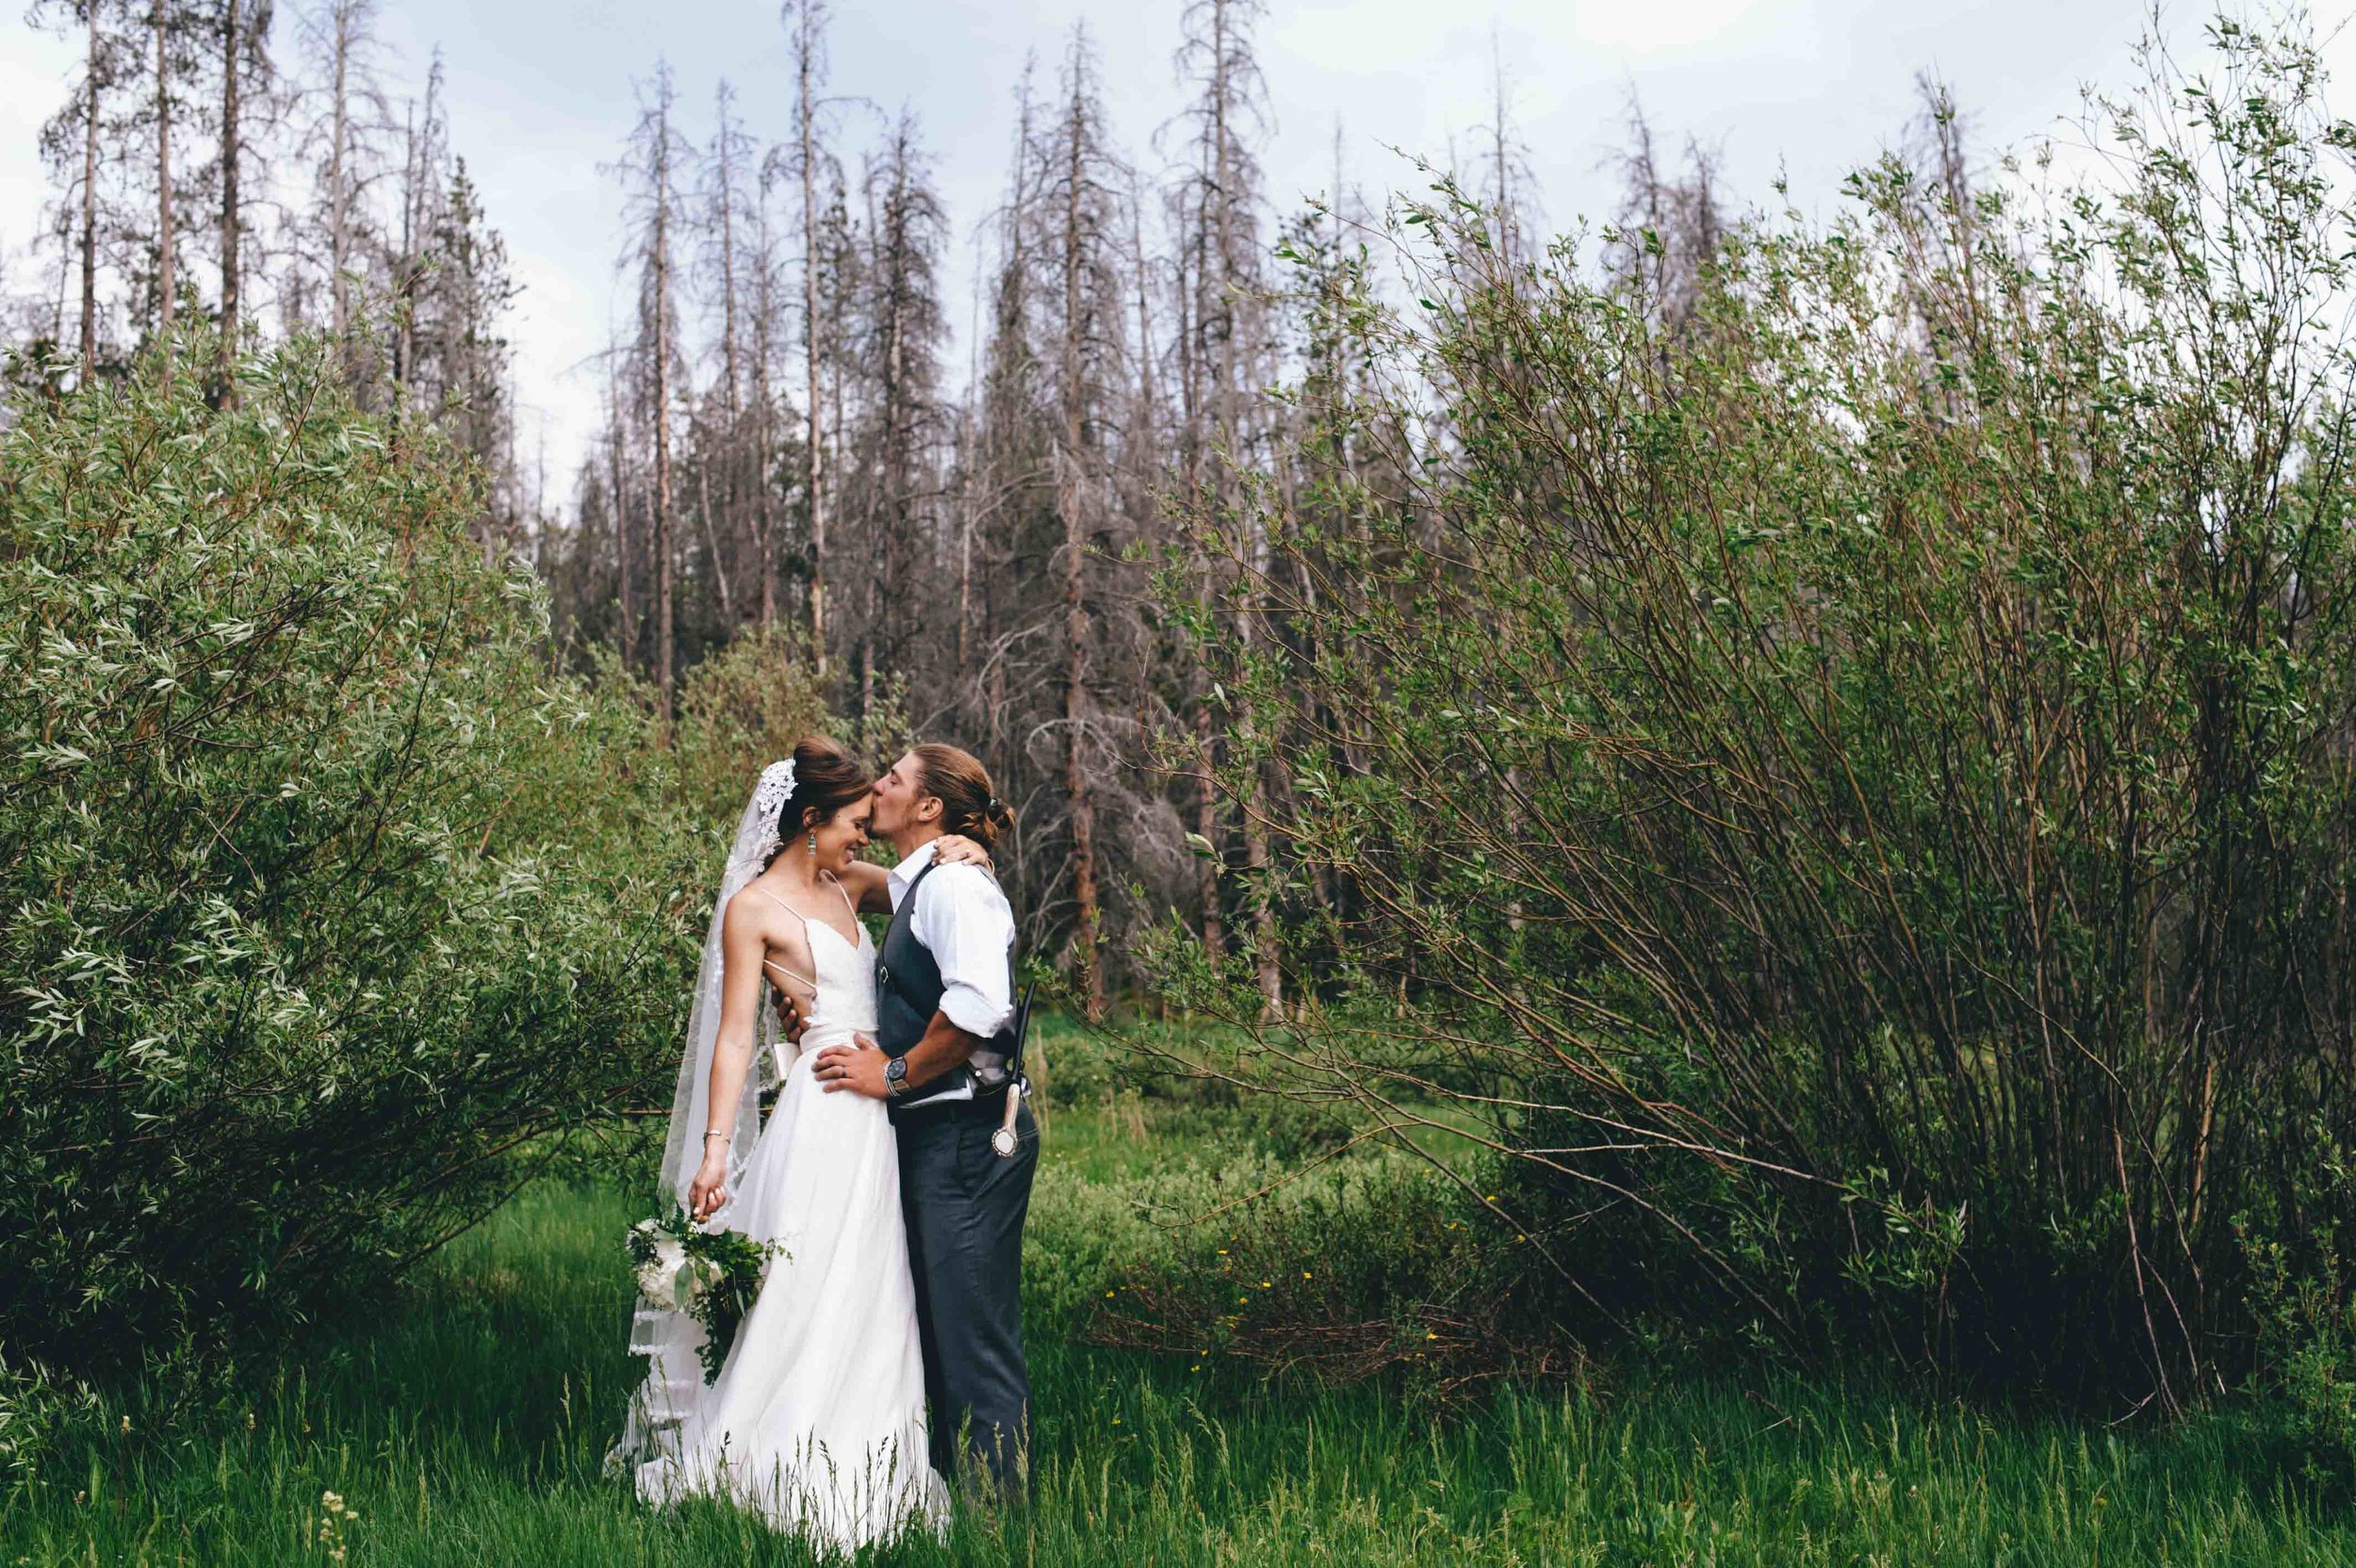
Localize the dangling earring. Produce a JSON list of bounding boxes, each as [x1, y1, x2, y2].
[[808, 831, 818, 858]]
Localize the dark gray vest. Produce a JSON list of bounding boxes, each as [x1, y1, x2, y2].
[[876, 859, 1015, 1110]]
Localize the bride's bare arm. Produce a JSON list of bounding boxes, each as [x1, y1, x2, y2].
[[839, 860, 892, 916], [688, 894, 775, 1222]]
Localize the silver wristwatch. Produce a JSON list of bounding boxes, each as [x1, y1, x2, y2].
[[884, 1055, 909, 1097]]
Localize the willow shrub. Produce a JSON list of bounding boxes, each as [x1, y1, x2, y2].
[[0, 339, 700, 1377], [1159, 20, 2356, 1405]]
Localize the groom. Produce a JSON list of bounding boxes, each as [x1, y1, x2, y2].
[[809, 743, 1036, 1498]]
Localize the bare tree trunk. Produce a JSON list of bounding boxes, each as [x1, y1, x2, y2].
[[155, 2, 174, 380], [328, 0, 351, 341], [752, 178, 777, 633], [1057, 77, 1104, 1021], [714, 83, 742, 419], [714, 86, 744, 637], [1195, 706, 1223, 960], [217, 0, 240, 404], [393, 100, 412, 412], [955, 428, 973, 685], [608, 364, 633, 673], [651, 86, 678, 716], [79, 12, 100, 383], [791, 0, 829, 678], [698, 458, 733, 624], [1131, 188, 1155, 444], [1204, 0, 1279, 1013]]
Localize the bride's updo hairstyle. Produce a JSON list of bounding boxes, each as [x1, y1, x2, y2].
[[773, 737, 871, 856], [912, 743, 1016, 852]]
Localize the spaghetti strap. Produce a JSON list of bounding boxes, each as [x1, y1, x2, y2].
[[763, 955, 817, 992], [742, 887, 820, 991], [821, 871, 860, 925]]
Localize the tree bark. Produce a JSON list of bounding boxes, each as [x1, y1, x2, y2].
[[608, 362, 633, 673], [392, 98, 415, 419], [793, 0, 828, 678], [155, 1, 174, 379], [698, 459, 733, 624], [1210, 0, 1281, 1015], [714, 84, 742, 421], [328, 0, 350, 342], [80, 9, 100, 383], [1057, 73, 1104, 1021], [751, 176, 777, 633], [651, 84, 678, 716], [217, 0, 240, 404]]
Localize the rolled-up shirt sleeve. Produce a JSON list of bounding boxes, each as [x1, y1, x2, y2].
[[910, 864, 1016, 1038]]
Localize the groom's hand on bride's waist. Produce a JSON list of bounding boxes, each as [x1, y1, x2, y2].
[[774, 984, 809, 1045], [812, 1035, 890, 1099]]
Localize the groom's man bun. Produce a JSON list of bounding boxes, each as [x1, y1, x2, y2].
[[913, 743, 1015, 852]]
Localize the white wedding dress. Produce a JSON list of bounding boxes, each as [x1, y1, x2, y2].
[[631, 887, 947, 1551]]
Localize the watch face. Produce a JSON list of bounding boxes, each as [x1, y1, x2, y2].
[[885, 1057, 907, 1082]]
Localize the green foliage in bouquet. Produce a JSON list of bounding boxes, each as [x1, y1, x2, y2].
[[0, 334, 703, 1376], [627, 1211, 784, 1382]]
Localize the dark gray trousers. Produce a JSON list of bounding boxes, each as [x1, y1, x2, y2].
[[895, 1096, 1037, 1495]]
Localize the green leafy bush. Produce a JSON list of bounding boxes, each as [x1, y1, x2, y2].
[[1166, 18, 2356, 1402], [669, 624, 908, 829], [0, 339, 700, 1374]]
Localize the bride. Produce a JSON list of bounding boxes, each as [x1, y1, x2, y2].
[[613, 737, 989, 1549]]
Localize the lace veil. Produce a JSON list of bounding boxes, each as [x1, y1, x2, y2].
[[611, 757, 795, 1467]]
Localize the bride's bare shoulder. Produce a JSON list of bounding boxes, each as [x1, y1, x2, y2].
[[725, 876, 788, 930]]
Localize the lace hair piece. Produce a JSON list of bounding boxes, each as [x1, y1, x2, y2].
[[742, 757, 797, 870]]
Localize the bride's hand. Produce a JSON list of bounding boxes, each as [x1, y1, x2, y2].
[[688, 1143, 729, 1222], [932, 834, 992, 871]]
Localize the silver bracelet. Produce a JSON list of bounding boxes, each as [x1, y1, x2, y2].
[[703, 1131, 731, 1143]]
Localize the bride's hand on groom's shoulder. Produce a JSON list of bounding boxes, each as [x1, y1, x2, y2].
[[932, 835, 992, 872], [812, 1034, 889, 1099]]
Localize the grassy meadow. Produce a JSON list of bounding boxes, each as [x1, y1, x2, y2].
[[5, 1023, 2354, 1566]]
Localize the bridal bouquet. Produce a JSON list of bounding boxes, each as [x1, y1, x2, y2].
[[627, 1211, 785, 1382]]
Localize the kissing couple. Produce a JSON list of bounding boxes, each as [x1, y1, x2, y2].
[[611, 738, 1037, 1551]]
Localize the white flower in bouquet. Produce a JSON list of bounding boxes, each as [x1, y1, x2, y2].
[[634, 1234, 690, 1310]]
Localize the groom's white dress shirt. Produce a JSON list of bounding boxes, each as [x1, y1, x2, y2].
[[886, 841, 1017, 1043]]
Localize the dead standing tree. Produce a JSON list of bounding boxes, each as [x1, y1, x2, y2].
[[294, 0, 397, 396], [209, 0, 272, 405], [849, 111, 948, 719], [613, 62, 694, 715], [1035, 26, 1132, 1021], [695, 78, 757, 632], [30, 0, 136, 383], [785, 0, 835, 678], [1166, 0, 1280, 1012]]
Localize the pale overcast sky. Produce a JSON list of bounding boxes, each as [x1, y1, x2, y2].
[[0, 1, 2315, 494]]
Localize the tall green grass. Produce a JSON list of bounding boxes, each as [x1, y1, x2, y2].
[[5, 1104, 2352, 1565]]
